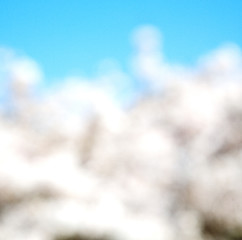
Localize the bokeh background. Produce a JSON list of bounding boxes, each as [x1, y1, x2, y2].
[[0, 1, 242, 239]]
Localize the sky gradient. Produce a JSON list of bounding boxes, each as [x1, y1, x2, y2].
[[0, 0, 242, 82]]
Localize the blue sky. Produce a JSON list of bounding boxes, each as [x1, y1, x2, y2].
[[0, 0, 241, 82]]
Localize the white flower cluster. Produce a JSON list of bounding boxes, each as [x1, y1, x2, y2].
[[0, 26, 242, 240]]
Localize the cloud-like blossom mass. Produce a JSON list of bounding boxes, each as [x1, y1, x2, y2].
[[0, 26, 242, 240]]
